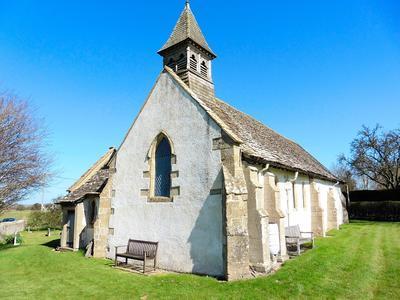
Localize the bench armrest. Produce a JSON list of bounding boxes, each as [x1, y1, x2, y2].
[[114, 245, 127, 253], [300, 232, 314, 239], [300, 231, 313, 235]]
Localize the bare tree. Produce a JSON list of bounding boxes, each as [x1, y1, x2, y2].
[[340, 125, 400, 190], [0, 93, 50, 214], [331, 161, 357, 191]]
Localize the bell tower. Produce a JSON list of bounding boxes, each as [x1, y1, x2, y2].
[[158, 1, 217, 100]]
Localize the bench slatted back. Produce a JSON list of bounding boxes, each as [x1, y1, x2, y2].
[[285, 225, 301, 238], [127, 239, 158, 259]]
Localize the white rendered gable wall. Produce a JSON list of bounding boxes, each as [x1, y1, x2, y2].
[[108, 72, 225, 276]]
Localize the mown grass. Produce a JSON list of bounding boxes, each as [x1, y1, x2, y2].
[[0, 209, 32, 221], [0, 222, 399, 299]]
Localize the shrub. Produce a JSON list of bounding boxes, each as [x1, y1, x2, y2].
[[27, 205, 62, 230], [349, 201, 400, 221], [0, 233, 23, 245]]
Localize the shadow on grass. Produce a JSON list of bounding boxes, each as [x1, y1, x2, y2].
[[0, 244, 16, 251], [41, 238, 60, 249], [349, 220, 377, 225]]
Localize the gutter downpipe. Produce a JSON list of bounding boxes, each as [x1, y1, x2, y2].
[[259, 164, 270, 176], [289, 172, 299, 183]]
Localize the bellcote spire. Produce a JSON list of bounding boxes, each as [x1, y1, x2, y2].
[[158, 1, 216, 58], [159, 2, 216, 99]]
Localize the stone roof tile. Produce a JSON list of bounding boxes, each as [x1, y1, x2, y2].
[[158, 3, 215, 57], [164, 67, 337, 182], [202, 97, 337, 181], [59, 169, 109, 203]]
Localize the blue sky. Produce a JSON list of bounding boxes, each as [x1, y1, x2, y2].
[[0, 0, 399, 204]]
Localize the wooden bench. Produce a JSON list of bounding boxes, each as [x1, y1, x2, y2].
[[285, 225, 314, 255], [115, 239, 158, 273]]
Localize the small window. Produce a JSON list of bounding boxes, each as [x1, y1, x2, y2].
[[190, 55, 197, 71], [155, 138, 172, 197], [200, 61, 208, 77]]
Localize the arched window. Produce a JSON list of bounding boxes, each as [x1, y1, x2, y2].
[[154, 137, 172, 197]]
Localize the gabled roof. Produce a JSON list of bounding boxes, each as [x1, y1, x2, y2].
[[158, 2, 216, 57], [163, 67, 337, 182], [58, 148, 116, 204]]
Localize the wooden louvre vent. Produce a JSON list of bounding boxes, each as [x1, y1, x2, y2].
[[176, 54, 186, 71], [200, 61, 208, 77], [190, 55, 197, 71]]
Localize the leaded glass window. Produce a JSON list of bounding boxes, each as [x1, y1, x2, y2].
[[155, 137, 172, 197]]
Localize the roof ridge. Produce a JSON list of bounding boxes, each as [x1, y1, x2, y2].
[[67, 147, 116, 192], [185, 3, 191, 37]]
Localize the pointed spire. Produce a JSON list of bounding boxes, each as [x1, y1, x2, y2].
[[158, 1, 216, 58]]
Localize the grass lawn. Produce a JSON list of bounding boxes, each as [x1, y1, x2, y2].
[[0, 209, 32, 221], [0, 222, 399, 299]]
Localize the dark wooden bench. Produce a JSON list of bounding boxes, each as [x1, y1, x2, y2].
[[115, 239, 158, 273], [285, 225, 314, 255]]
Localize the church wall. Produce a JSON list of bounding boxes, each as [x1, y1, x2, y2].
[[312, 179, 344, 233], [109, 72, 225, 277], [263, 167, 345, 236], [272, 168, 313, 233], [77, 196, 97, 249]]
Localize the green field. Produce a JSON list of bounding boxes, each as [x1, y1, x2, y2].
[[0, 210, 31, 221], [0, 222, 399, 299]]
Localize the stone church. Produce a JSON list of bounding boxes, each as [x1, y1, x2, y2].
[[59, 2, 347, 280]]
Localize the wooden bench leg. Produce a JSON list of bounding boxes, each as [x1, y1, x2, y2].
[[153, 256, 157, 271], [115, 255, 118, 267], [143, 255, 146, 274]]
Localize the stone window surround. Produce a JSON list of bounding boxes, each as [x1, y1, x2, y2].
[[144, 131, 180, 203]]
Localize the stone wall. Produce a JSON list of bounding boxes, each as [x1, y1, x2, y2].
[[262, 170, 288, 261], [243, 163, 271, 273], [93, 176, 112, 258], [220, 142, 250, 280], [310, 181, 325, 236], [327, 189, 338, 231], [0, 220, 25, 239]]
